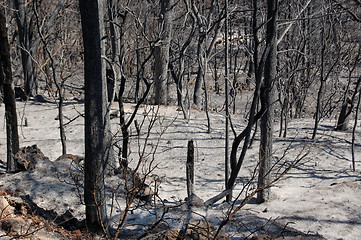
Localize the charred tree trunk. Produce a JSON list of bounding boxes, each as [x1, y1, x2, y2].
[[118, 48, 153, 167], [214, 44, 220, 94], [224, 0, 267, 202], [0, 67, 3, 104], [79, 0, 112, 233], [257, 0, 278, 203], [0, 7, 20, 173], [193, 31, 205, 108], [312, 15, 340, 139], [14, 0, 36, 97], [154, 0, 173, 105], [336, 67, 361, 131], [312, 79, 325, 139], [107, 0, 126, 104], [186, 140, 195, 197], [336, 98, 352, 131], [118, 75, 129, 165], [351, 89, 361, 171], [224, 0, 230, 201]]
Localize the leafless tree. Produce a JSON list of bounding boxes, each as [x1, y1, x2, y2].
[[153, 0, 174, 105], [191, 0, 224, 109], [169, 0, 196, 118], [257, 0, 278, 203], [0, 5, 20, 172], [14, 0, 37, 97], [312, 1, 343, 139], [33, 0, 68, 155], [79, 0, 113, 233]]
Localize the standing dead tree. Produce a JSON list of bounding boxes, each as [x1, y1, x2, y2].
[[224, 0, 230, 201], [113, 3, 156, 167], [169, 0, 196, 119], [336, 67, 361, 131], [335, 8, 361, 131], [33, 0, 67, 155], [14, 0, 37, 97], [0, 6, 20, 172], [208, 0, 269, 204], [351, 81, 361, 171], [118, 73, 152, 167], [112, 106, 173, 239], [190, 0, 225, 133], [312, 2, 343, 139], [332, 0, 361, 170], [214, 138, 316, 239], [191, 0, 224, 110], [79, 0, 114, 233], [257, 0, 278, 203], [276, 0, 312, 137], [153, 0, 174, 105]]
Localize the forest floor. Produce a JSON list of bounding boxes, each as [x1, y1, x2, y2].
[[0, 98, 360, 239]]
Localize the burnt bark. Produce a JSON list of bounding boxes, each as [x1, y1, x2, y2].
[[193, 30, 206, 108], [154, 0, 173, 105], [0, 7, 20, 172], [107, 0, 126, 103], [14, 0, 37, 97], [118, 47, 153, 167], [224, 0, 268, 202], [186, 140, 195, 197], [224, 0, 230, 201], [79, 0, 111, 233], [336, 98, 352, 131], [257, 0, 278, 203], [336, 74, 361, 131]]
